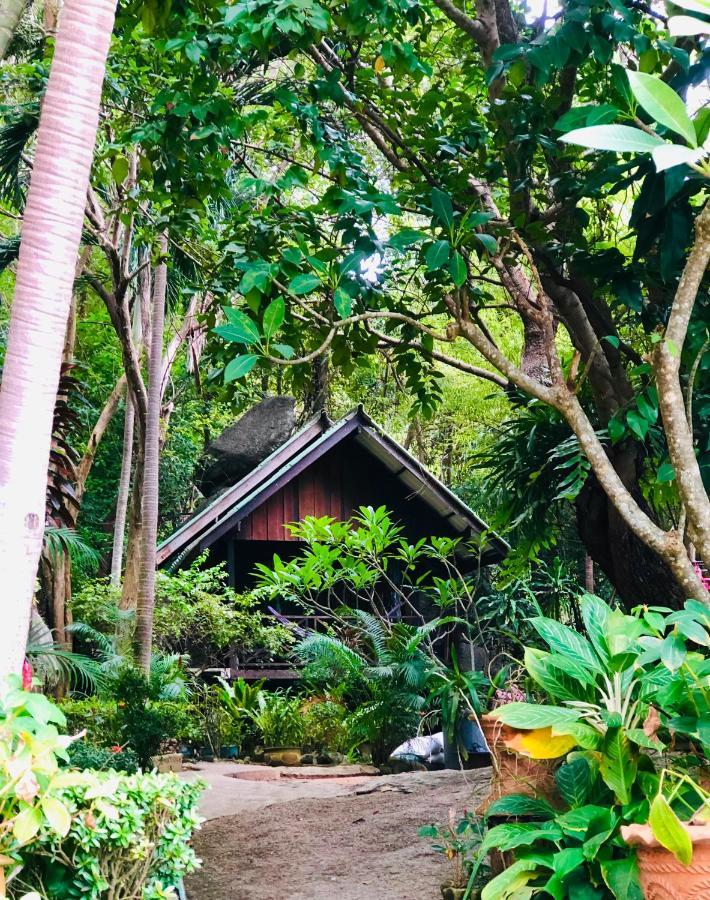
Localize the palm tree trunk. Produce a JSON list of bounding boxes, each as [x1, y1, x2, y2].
[[111, 392, 135, 587], [0, 0, 115, 682], [135, 235, 167, 672], [0, 0, 26, 58]]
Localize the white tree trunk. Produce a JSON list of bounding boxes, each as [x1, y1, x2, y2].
[[0, 0, 26, 58], [110, 392, 134, 587], [0, 0, 115, 682], [135, 235, 167, 672]]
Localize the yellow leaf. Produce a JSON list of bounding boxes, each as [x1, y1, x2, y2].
[[12, 807, 41, 845], [41, 797, 72, 838], [504, 726, 577, 759], [374, 56, 385, 74]]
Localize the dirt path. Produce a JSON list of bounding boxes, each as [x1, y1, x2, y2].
[[185, 768, 490, 900]]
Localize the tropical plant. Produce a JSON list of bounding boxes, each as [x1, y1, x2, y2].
[[475, 594, 710, 897], [64, 742, 139, 776], [248, 692, 304, 749], [12, 771, 204, 900], [218, 678, 265, 754], [419, 810, 488, 892], [0, 675, 87, 899], [301, 699, 349, 753]]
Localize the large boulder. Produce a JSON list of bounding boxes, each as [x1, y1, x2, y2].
[[197, 396, 296, 497]]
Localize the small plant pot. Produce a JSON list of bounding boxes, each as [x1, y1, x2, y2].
[[622, 823, 710, 898], [264, 746, 301, 766], [475, 714, 561, 815], [440, 882, 467, 900], [150, 752, 183, 773], [200, 747, 215, 762], [220, 744, 239, 760]]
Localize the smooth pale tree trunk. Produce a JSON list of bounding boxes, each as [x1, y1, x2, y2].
[[111, 393, 135, 587], [0, 0, 26, 58], [135, 236, 168, 672], [0, 0, 115, 682]]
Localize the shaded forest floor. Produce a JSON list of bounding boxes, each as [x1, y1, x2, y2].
[[185, 767, 490, 900]]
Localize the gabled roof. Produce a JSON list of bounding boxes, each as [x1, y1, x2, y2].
[[157, 407, 509, 567]]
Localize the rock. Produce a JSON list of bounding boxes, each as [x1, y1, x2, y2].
[[300, 753, 315, 766], [196, 396, 296, 496]]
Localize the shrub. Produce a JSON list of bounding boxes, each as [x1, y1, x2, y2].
[[65, 741, 139, 775], [109, 666, 191, 767], [59, 696, 120, 746], [14, 772, 204, 899], [251, 692, 304, 747], [301, 699, 348, 752]]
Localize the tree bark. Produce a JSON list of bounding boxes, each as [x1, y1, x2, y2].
[[110, 394, 134, 587], [0, 0, 115, 682], [0, 0, 26, 59], [75, 375, 127, 506], [135, 236, 167, 672]]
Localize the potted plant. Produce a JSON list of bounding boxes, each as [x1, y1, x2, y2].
[[622, 770, 710, 898], [419, 809, 488, 899], [250, 692, 305, 765]]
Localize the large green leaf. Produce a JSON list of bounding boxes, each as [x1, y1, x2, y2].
[[425, 239, 450, 271], [525, 648, 588, 702], [530, 617, 602, 673], [627, 71, 697, 147], [492, 702, 583, 730], [485, 794, 557, 819], [580, 594, 610, 664], [648, 794, 693, 865], [601, 857, 643, 899], [560, 124, 664, 153], [481, 859, 540, 900], [480, 822, 563, 855], [289, 273, 322, 295], [599, 727, 636, 804], [262, 297, 285, 340], [220, 307, 261, 344], [430, 187, 454, 228], [224, 354, 258, 382], [554, 104, 619, 133], [556, 757, 593, 808]]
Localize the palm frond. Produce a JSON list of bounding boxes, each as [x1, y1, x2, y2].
[[0, 233, 20, 273], [44, 527, 101, 570], [0, 103, 39, 209]]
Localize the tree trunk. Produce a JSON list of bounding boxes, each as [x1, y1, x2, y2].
[[135, 237, 167, 672], [0, 0, 26, 58], [0, 0, 115, 682], [111, 394, 134, 587]]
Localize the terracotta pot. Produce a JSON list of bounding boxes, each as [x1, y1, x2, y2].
[[264, 746, 301, 766], [475, 714, 561, 815], [621, 823, 710, 899]]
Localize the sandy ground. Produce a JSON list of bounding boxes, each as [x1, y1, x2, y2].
[[183, 762, 490, 900]]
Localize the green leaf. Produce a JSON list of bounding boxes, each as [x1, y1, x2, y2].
[[580, 594, 611, 664], [651, 144, 701, 172], [648, 794, 693, 865], [41, 797, 71, 838], [262, 298, 285, 340], [554, 104, 619, 133], [449, 251, 467, 287], [627, 71, 697, 147], [560, 124, 665, 153], [272, 343, 295, 360], [224, 354, 258, 383], [13, 807, 42, 845], [476, 233, 497, 255], [480, 822, 562, 855], [530, 617, 602, 673], [660, 633, 687, 672], [111, 156, 129, 183], [599, 727, 636, 804], [525, 648, 585, 702], [431, 187, 454, 228], [334, 287, 352, 318], [425, 240, 451, 271], [481, 859, 540, 900], [601, 857, 643, 900], [492, 702, 583, 730], [289, 273, 322, 295], [389, 229, 429, 251], [626, 409, 649, 440], [484, 794, 557, 819], [671, 0, 710, 12], [221, 307, 261, 344], [556, 758, 593, 808]]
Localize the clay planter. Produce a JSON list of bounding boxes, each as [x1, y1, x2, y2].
[[150, 752, 183, 773], [475, 714, 561, 815], [621, 823, 710, 899], [440, 883, 467, 900], [264, 746, 301, 766]]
